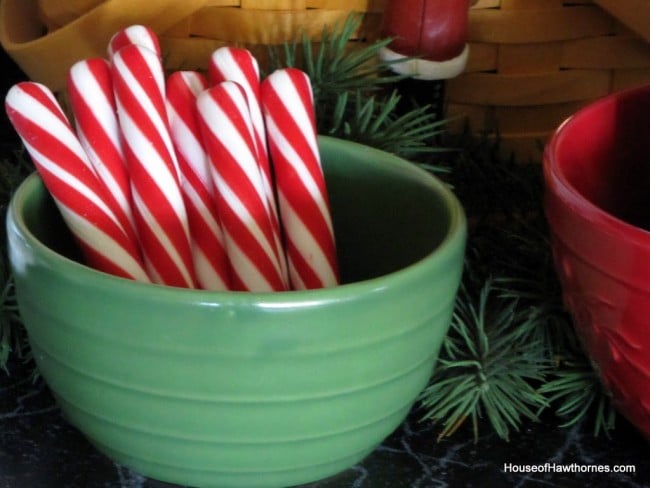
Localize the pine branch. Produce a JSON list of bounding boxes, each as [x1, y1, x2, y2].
[[267, 14, 402, 98], [0, 275, 22, 373], [325, 90, 449, 163], [539, 364, 616, 436], [267, 13, 452, 169], [436, 130, 617, 437], [420, 278, 550, 442], [0, 148, 33, 373]]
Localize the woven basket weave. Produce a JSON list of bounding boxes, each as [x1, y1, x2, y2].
[[447, 0, 650, 160], [158, 1, 385, 75], [2, 0, 650, 161], [0, 0, 385, 92]]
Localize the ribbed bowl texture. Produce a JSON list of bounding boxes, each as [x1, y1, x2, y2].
[[544, 85, 650, 440], [7, 136, 467, 487]]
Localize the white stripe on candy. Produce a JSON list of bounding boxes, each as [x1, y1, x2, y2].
[[68, 58, 138, 247], [5, 82, 149, 282], [112, 44, 197, 288], [166, 71, 232, 290], [108, 24, 161, 60], [209, 47, 289, 287], [197, 81, 287, 292], [261, 68, 339, 290]]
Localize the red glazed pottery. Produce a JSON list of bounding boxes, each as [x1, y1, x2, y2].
[[544, 83, 650, 439]]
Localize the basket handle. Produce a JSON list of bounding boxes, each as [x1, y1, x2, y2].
[[0, 0, 210, 91]]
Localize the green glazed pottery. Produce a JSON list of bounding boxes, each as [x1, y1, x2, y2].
[[6, 136, 466, 487]]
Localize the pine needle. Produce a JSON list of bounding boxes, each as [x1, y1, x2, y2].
[[0, 276, 22, 372], [0, 148, 33, 373], [325, 90, 448, 161], [267, 14, 401, 96], [438, 130, 617, 437], [266, 13, 451, 169], [420, 278, 549, 442]]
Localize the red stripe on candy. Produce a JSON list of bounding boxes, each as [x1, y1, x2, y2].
[[112, 45, 197, 288], [261, 68, 339, 290], [166, 70, 232, 290], [5, 82, 149, 282], [197, 81, 287, 292]]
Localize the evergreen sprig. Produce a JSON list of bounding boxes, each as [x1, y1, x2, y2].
[[267, 14, 449, 166], [539, 364, 617, 436], [0, 148, 32, 372], [436, 131, 617, 438], [0, 276, 21, 372], [267, 14, 401, 99], [326, 90, 449, 162], [420, 277, 549, 442]]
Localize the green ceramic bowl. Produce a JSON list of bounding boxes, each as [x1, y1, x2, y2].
[[6, 136, 466, 488]]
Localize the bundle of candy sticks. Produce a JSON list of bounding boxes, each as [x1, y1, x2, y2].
[[5, 25, 339, 292]]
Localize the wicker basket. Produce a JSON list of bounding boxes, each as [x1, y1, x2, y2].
[[160, 1, 385, 74], [0, 0, 385, 92], [595, 0, 650, 43], [2, 0, 650, 161], [446, 0, 650, 161]]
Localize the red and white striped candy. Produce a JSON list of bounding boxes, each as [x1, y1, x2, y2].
[[67, 58, 138, 247], [197, 81, 287, 292], [166, 71, 231, 291], [112, 44, 197, 288], [209, 47, 288, 286], [208, 48, 271, 185], [108, 24, 161, 60], [5, 82, 149, 282], [261, 68, 339, 290]]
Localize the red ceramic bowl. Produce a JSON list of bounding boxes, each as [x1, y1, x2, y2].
[[544, 84, 650, 438]]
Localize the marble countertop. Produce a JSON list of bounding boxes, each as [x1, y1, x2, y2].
[[1, 356, 648, 488]]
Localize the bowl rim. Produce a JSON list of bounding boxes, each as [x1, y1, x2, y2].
[[544, 84, 650, 246], [8, 136, 467, 305]]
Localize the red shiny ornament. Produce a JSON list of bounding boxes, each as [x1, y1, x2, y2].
[[544, 83, 650, 440], [380, 0, 470, 80]]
